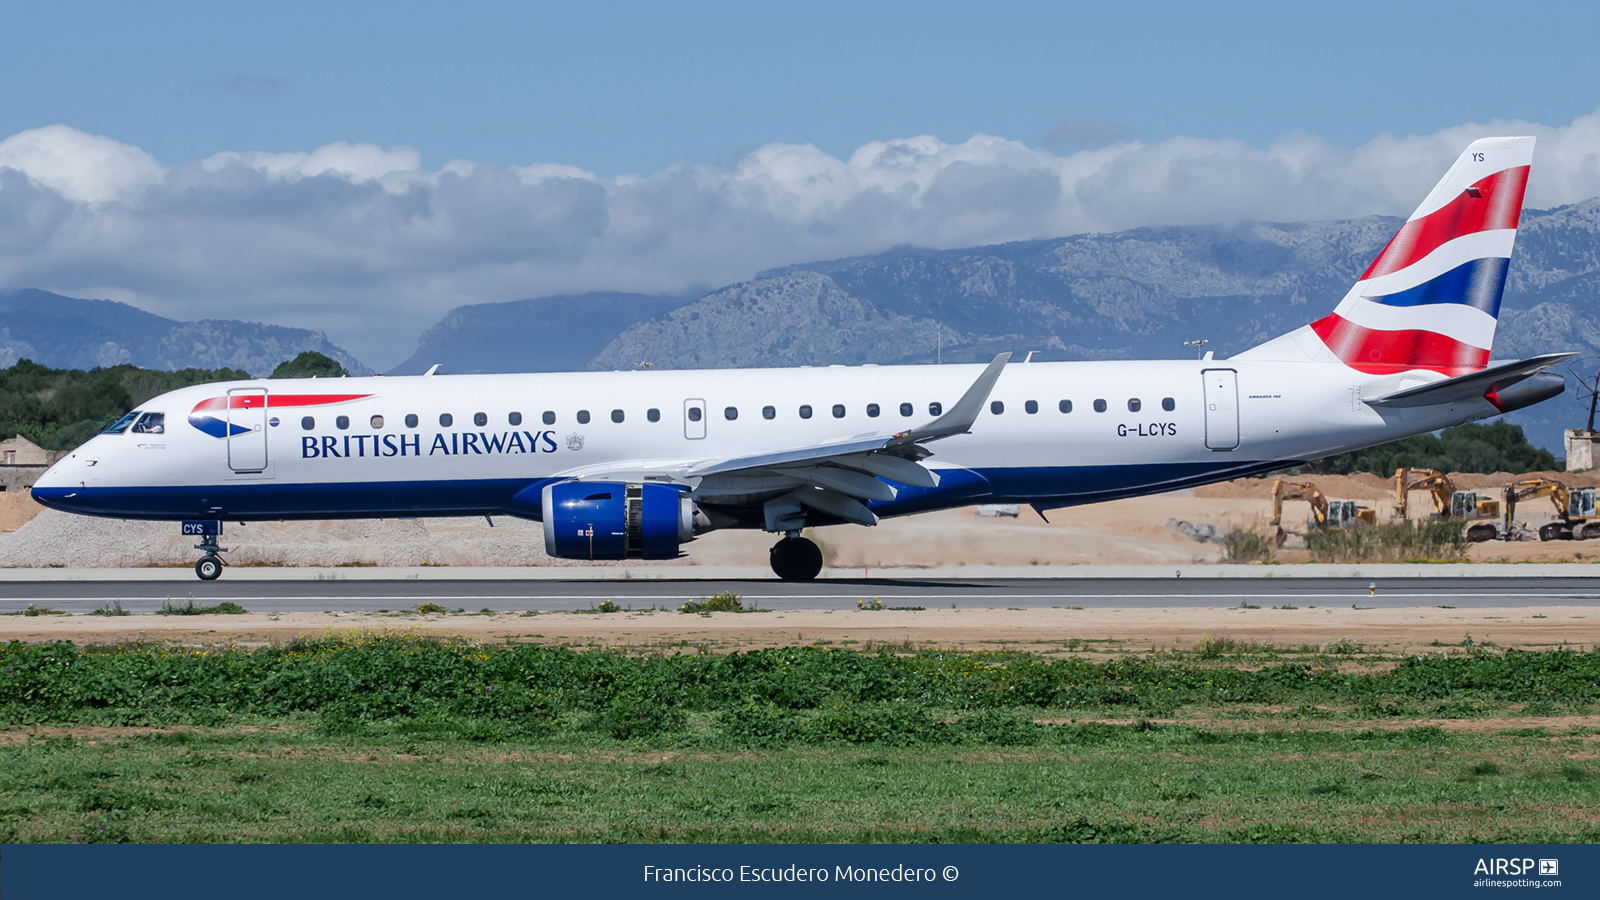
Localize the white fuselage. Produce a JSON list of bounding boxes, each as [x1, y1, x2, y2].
[[32, 358, 1496, 530]]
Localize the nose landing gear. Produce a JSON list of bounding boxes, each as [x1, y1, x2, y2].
[[769, 535, 823, 582], [183, 521, 229, 580]]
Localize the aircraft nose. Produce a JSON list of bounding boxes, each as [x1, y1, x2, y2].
[[29, 455, 91, 511]]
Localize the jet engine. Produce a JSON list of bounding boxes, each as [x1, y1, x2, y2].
[[541, 481, 694, 560]]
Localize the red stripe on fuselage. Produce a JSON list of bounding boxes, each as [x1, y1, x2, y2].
[[191, 393, 372, 413], [1359, 166, 1529, 282], [1310, 313, 1488, 376]]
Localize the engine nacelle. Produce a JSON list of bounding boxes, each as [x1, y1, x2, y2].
[[541, 481, 693, 560]]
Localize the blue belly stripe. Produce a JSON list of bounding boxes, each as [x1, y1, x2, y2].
[[31, 459, 1294, 524]]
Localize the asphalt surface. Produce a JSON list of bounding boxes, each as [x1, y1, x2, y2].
[[2, 577, 1599, 615]]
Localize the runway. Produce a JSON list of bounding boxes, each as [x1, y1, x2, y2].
[[3, 575, 1599, 615]]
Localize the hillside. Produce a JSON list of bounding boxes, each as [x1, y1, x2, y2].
[[388, 291, 693, 375], [0, 289, 370, 377]]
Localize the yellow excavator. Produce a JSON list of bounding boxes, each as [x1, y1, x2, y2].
[[1270, 479, 1376, 544], [1392, 467, 1501, 542], [1502, 477, 1600, 541]]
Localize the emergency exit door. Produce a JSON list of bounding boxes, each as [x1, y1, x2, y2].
[[683, 398, 707, 440], [1202, 369, 1239, 451]]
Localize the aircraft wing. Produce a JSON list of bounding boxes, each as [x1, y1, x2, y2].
[[554, 353, 1012, 527]]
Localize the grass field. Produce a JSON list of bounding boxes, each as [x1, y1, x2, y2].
[[2, 633, 1597, 843]]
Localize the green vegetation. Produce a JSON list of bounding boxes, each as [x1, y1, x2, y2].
[[0, 359, 253, 451], [1222, 526, 1275, 562], [270, 351, 348, 379], [1302, 519, 1469, 563], [1306, 421, 1559, 477], [680, 591, 744, 613], [1, 635, 1598, 842], [157, 599, 249, 616]]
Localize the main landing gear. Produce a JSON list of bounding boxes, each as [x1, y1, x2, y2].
[[194, 534, 227, 581], [770, 535, 823, 582]]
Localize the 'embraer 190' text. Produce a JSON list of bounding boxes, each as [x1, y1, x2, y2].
[[301, 431, 561, 458]]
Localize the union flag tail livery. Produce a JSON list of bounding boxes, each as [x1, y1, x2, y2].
[[1240, 136, 1534, 375], [31, 137, 1573, 582]]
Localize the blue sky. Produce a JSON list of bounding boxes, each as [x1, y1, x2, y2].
[[3, 1, 1600, 369], [6, 0, 1598, 177]]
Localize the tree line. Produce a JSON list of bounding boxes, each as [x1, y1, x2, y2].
[[0, 352, 346, 451]]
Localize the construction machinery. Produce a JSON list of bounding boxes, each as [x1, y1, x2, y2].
[[1502, 477, 1600, 541], [1270, 479, 1377, 541], [1392, 467, 1501, 541]]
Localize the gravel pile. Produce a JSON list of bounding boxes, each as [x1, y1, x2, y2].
[[0, 510, 676, 568]]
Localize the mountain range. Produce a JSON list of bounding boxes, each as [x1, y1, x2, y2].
[[0, 289, 370, 377]]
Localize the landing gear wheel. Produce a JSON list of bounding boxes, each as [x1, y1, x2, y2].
[[770, 537, 823, 582], [195, 555, 223, 581]]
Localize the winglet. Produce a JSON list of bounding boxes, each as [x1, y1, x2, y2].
[[423, 364, 441, 376], [894, 352, 1010, 444]]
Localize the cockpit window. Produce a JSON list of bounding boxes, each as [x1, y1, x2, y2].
[[103, 411, 140, 434], [131, 412, 166, 434]]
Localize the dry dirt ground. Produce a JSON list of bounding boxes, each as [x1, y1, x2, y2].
[[8, 472, 1600, 569], [4, 606, 1593, 656]]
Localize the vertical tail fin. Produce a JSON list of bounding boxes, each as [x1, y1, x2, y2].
[[1239, 136, 1534, 375]]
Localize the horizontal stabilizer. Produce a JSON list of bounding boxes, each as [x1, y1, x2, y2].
[[1364, 352, 1575, 409]]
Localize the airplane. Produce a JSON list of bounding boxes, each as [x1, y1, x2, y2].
[[31, 137, 1571, 582]]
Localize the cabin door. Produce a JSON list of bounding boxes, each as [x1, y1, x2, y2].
[[227, 388, 269, 472], [1202, 369, 1239, 451]]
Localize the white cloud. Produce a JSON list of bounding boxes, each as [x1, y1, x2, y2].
[[0, 125, 162, 204], [2, 109, 1600, 369]]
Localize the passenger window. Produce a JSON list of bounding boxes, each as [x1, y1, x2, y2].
[[724, 407, 738, 420], [899, 402, 913, 417], [612, 409, 625, 423], [688, 407, 703, 422], [1059, 400, 1072, 414], [990, 401, 1004, 415], [370, 415, 384, 429], [336, 415, 350, 430], [799, 405, 813, 419], [1162, 397, 1176, 411], [543, 411, 556, 425], [929, 402, 942, 416], [509, 412, 522, 426], [762, 406, 776, 420], [577, 410, 591, 425], [440, 413, 453, 427], [1128, 399, 1142, 412], [1093, 400, 1107, 413], [301, 416, 315, 430], [867, 403, 880, 418], [647, 408, 661, 423], [103, 411, 140, 434], [474, 412, 488, 426], [405, 414, 418, 428], [832, 404, 845, 418], [1025, 400, 1038, 415], [132, 412, 166, 434]]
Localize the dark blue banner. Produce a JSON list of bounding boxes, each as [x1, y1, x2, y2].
[[2, 843, 1592, 899]]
